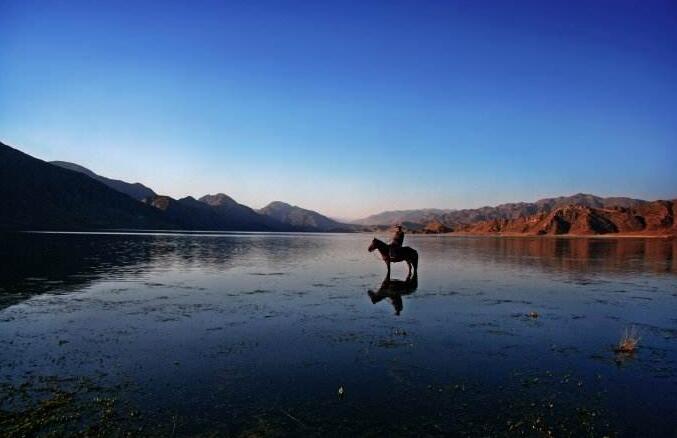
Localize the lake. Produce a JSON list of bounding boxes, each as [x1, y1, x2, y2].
[[0, 232, 675, 436]]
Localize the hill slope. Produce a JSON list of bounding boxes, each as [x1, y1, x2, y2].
[[50, 161, 156, 201], [0, 142, 174, 230]]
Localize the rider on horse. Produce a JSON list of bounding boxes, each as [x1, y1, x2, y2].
[[389, 225, 404, 259]]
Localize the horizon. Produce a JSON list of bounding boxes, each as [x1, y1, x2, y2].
[[4, 141, 676, 222], [2, 1, 676, 218]]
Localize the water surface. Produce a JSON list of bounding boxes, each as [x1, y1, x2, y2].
[[1, 232, 675, 436]]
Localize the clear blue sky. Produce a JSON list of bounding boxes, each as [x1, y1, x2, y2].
[[1, 1, 675, 218]]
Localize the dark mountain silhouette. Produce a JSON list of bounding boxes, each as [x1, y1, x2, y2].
[[197, 194, 291, 231], [0, 143, 329, 232], [50, 161, 156, 201], [0, 142, 174, 230], [258, 201, 356, 231], [142, 194, 292, 231], [142, 195, 227, 230]]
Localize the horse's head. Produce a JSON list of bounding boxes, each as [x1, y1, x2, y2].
[[368, 237, 377, 252]]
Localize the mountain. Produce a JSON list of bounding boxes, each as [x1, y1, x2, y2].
[[3, 141, 672, 235], [0, 142, 174, 230], [258, 201, 355, 231], [462, 201, 675, 236], [1, 143, 337, 232], [142, 195, 228, 230], [353, 208, 454, 226], [356, 194, 647, 227], [197, 194, 290, 231], [438, 194, 648, 229], [142, 194, 292, 231], [199, 193, 239, 207], [50, 161, 156, 201], [422, 219, 453, 234], [48, 160, 288, 231], [357, 194, 674, 236]]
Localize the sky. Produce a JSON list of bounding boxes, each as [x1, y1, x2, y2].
[[1, 1, 676, 219]]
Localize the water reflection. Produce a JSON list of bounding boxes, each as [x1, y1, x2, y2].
[[416, 235, 676, 275], [1, 233, 674, 311], [367, 274, 418, 315], [0, 232, 329, 309]]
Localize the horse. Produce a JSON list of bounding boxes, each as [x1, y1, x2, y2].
[[368, 238, 418, 278]]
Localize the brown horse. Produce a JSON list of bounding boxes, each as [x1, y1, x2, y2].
[[368, 238, 418, 278]]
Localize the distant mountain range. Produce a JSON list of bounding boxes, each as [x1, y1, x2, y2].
[[357, 194, 675, 236], [354, 194, 647, 226], [462, 202, 676, 236], [258, 201, 357, 232], [353, 208, 455, 226], [0, 142, 352, 232], [142, 194, 292, 231], [1, 141, 674, 235]]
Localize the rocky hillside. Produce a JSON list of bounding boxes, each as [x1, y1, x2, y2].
[[462, 202, 676, 236], [356, 194, 647, 227], [369, 196, 675, 236], [421, 219, 454, 234], [50, 161, 156, 201]]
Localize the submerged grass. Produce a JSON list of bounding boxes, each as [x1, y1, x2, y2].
[[0, 377, 144, 437], [615, 326, 640, 354]]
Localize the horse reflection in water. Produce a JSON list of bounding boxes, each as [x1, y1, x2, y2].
[[368, 273, 418, 315]]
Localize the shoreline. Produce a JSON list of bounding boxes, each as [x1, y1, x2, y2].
[[403, 231, 676, 239], [2, 229, 675, 239]]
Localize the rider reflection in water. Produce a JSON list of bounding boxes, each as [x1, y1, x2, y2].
[[368, 274, 418, 315], [389, 225, 404, 259]]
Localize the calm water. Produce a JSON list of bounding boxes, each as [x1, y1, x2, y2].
[[0, 232, 675, 436]]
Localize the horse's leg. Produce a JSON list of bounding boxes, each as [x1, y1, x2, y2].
[[407, 261, 412, 277], [386, 260, 391, 279]]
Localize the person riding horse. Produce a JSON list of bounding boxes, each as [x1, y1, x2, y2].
[[368, 231, 418, 278], [389, 225, 404, 259]]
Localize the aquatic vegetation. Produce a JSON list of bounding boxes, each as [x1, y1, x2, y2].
[[615, 326, 640, 354], [0, 377, 142, 437]]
